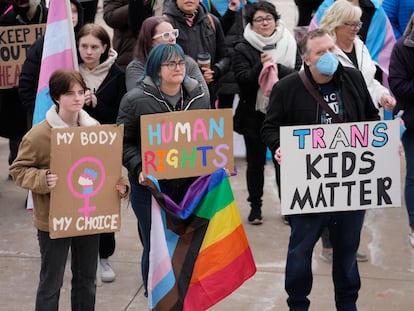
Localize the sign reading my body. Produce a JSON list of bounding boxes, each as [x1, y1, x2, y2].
[[56, 130, 118, 145], [143, 117, 230, 173]]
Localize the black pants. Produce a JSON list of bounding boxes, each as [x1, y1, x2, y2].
[[8, 139, 20, 165], [243, 133, 280, 210], [99, 232, 115, 259]]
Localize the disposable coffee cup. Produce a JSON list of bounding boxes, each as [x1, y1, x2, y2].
[[197, 52, 211, 69]]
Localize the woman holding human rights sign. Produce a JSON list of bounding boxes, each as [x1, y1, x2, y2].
[[9, 69, 129, 310], [116, 43, 210, 296]]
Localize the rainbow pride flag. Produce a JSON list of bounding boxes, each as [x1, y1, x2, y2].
[[33, 0, 78, 125], [147, 169, 256, 311]]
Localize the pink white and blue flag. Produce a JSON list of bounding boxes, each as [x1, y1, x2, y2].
[[33, 0, 78, 124]]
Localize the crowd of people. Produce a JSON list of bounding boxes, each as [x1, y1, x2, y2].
[[1, 0, 414, 310]]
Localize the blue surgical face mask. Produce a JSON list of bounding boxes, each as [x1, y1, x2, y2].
[[315, 52, 339, 76]]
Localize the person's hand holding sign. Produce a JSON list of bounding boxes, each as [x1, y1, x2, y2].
[[46, 170, 58, 188], [274, 147, 281, 165]]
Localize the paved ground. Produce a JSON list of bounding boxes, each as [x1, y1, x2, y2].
[[1, 134, 414, 311], [1, 1, 414, 310]]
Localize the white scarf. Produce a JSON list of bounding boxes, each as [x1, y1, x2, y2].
[[243, 20, 297, 68], [243, 20, 297, 113]]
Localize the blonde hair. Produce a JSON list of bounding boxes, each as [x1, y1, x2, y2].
[[320, 0, 362, 41]]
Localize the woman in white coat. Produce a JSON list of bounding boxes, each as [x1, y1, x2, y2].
[[320, 0, 396, 113]]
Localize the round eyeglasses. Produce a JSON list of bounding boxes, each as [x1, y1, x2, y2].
[[152, 29, 179, 41]]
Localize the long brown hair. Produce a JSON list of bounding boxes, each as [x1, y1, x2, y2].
[[134, 16, 172, 63], [76, 23, 111, 64]]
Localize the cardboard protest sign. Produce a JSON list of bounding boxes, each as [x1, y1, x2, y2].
[[280, 120, 401, 216], [140, 109, 234, 180], [49, 124, 124, 238], [0, 24, 46, 89]]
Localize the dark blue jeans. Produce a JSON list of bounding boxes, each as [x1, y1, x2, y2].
[[129, 181, 152, 295], [285, 210, 365, 311], [36, 230, 99, 311]]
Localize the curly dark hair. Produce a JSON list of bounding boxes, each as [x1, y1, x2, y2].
[[244, 0, 281, 25]]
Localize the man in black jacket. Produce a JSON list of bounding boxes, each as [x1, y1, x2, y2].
[[261, 29, 379, 311]]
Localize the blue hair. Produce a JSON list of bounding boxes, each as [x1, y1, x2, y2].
[[144, 43, 186, 86]]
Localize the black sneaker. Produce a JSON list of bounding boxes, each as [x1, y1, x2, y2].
[[248, 209, 263, 225]]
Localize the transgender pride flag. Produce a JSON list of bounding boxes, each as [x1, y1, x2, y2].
[[33, 0, 78, 124]]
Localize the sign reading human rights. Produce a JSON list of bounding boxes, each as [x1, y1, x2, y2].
[[280, 120, 401, 216], [0, 24, 46, 89], [49, 124, 124, 238], [140, 109, 234, 179]]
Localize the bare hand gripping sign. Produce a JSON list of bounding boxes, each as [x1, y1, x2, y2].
[[49, 124, 124, 238], [140, 109, 234, 179], [280, 120, 401, 216]]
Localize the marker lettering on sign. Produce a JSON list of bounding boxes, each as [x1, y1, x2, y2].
[[80, 131, 117, 145], [147, 117, 225, 145], [75, 214, 119, 231], [143, 145, 229, 174], [56, 132, 74, 145], [52, 217, 72, 231], [293, 122, 390, 150]]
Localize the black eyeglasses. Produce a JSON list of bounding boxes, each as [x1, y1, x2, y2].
[[152, 29, 179, 40], [161, 61, 186, 70], [252, 16, 275, 24], [343, 22, 363, 30]]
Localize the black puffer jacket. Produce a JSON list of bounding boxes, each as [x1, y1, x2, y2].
[[117, 76, 209, 185], [261, 65, 380, 154]]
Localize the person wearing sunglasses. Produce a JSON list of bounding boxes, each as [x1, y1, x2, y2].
[[125, 16, 208, 96], [232, 0, 302, 225], [117, 43, 209, 296]]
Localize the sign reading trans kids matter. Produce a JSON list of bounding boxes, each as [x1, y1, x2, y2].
[[280, 120, 401, 216], [49, 124, 124, 239], [140, 109, 234, 179]]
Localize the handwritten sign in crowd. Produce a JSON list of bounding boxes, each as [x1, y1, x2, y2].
[[280, 120, 401, 215], [0, 24, 46, 89], [140, 109, 234, 180], [49, 125, 124, 238]]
